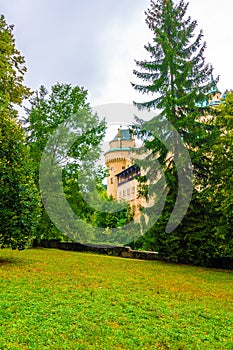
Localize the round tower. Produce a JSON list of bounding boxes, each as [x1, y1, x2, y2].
[[104, 128, 136, 198]]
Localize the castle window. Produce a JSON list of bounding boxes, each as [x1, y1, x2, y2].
[[132, 186, 135, 194], [123, 190, 126, 197], [122, 166, 125, 170], [110, 167, 114, 171], [127, 188, 130, 195], [110, 177, 113, 184]]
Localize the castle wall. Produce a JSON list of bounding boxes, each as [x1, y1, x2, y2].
[[105, 132, 136, 198], [109, 139, 135, 149], [106, 157, 127, 198]]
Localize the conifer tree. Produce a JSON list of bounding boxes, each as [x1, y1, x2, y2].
[[132, 0, 218, 264], [132, 0, 214, 152]]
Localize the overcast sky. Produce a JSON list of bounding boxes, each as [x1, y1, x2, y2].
[[1, 0, 233, 107]]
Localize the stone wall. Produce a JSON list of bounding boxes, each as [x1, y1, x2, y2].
[[34, 239, 233, 269], [36, 239, 159, 261]]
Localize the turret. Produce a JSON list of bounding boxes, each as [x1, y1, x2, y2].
[[104, 128, 135, 198]]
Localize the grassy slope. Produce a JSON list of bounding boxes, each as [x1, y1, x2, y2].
[[0, 248, 232, 350]]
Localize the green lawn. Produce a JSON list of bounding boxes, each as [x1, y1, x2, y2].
[[0, 248, 232, 349]]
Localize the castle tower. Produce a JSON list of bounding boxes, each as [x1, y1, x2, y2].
[[104, 128, 136, 198]]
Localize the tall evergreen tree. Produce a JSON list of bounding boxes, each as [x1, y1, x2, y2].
[[131, 0, 219, 264], [132, 0, 214, 154]]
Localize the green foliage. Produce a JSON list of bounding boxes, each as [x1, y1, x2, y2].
[[0, 113, 41, 249], [0, 248, 232, 349], [90, 194, 136, 245], [0, 15, 40, 249], [25, 84, 105, 168], [132, 0, 213, 113], [208, 91, 233, 257], [0, 15, 30, 109], [132, 0, 215, 180], [25, 83, 134, 244], [131, 0, 223, 264], [25, 83, 106, 241]]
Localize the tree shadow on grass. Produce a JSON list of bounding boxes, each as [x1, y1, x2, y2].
[[0, 256, 27, 266]]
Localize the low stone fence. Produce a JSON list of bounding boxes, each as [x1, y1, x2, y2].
[[36, 239, 159, 261], [34, 239, 233, 269]]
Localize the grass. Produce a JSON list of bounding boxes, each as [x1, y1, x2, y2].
[[0, 248, 232, 350]]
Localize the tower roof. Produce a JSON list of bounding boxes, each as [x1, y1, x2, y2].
[[104, 128, 135, 157], [112, 129, 132, 141]]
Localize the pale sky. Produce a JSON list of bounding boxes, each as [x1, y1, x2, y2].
[[1, 0, 233, 107]]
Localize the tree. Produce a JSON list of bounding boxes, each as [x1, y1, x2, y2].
[[209, 91, 233, 258], [131, 0, 219, 264], [0, 113, 41, 249], [91, 194, 135, 245], [132, 0, 214, 166], [25, 83, 106, 242], [0, 15, 30, 109], [0, 15, 40, 249]]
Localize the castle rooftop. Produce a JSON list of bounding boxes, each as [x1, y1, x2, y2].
[[112, 129, 132, 141]]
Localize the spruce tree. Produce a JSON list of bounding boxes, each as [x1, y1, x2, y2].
[[132, 0, 218, 264]]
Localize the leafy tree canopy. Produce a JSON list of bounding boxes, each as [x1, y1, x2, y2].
[[0, 15, 30, 110], [0, 15, 40, 249], [25, 83, 106, 242]]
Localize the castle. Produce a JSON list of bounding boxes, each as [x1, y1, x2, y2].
[[104, 128, 144, 220]]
